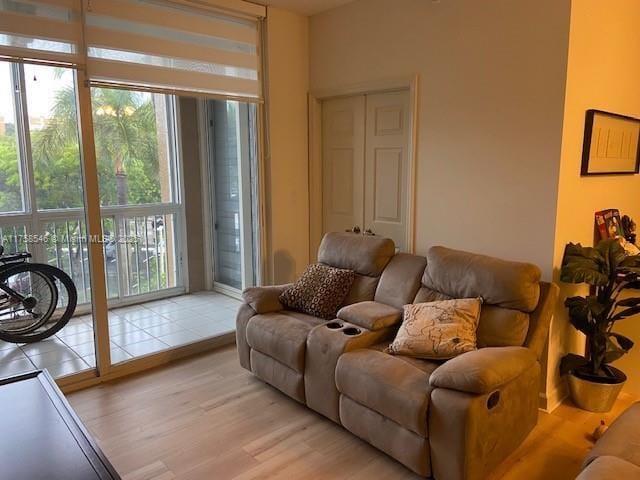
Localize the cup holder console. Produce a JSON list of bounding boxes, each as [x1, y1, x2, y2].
[[343, 327, 361, 336], [326, 321, 344, 330]]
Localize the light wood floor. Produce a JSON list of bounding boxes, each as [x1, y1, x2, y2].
[[68, 345, 637, 480]]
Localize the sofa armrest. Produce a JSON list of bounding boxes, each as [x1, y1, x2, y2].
[[429, 347, 537, 394], [337, 301, 402, 330], [242, 284, 292, 314]]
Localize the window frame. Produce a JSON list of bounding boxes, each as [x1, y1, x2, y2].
[[0, 60, 187, 303]]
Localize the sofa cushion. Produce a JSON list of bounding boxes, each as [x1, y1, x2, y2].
[[317, 232, 395, 277], [423, 246, 542, 312], [577, 456, 640, 480], [413, 286, 452, 303], [374, 253, 427, 309], [584, 401, 640, 469], [387, 299, 482, 360], [341, 274, 380, 306], [336, 348, 438, 437], [413, 287, 530, 348], [337, 301, 402, 330], [280, 264, 355, 320], [477, 306, 530, 347], [246, 311, 324, 373]]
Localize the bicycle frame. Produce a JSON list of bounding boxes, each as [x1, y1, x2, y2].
[[0, 254, 32, 303], [0, 282, 25, 303]]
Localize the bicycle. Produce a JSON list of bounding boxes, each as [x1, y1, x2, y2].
[[0, 245, 77, 344]]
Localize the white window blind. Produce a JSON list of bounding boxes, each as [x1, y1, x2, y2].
[[84, 0, 263, 100], [0, 0, 83, 64]]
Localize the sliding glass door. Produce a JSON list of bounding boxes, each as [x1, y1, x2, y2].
[[92, 87, 183, 304], [0, 0, 264, 385], [0, 61, 191, 377], [0, 61, 96, 379], [205, 99, 259, 293]]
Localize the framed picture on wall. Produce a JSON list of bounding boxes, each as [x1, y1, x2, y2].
[[581, 109, 640, 176]]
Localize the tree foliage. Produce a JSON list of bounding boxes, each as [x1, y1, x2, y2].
[[0, 85, 165, 212]]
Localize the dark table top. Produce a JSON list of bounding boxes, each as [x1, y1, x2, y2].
[[0, 370, 120, 480]]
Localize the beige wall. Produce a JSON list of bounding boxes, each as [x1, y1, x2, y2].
[[309, 0, 571, 407], [551, 0, 640, 402], [265, 7, 310, 283], [263, 0, 640, 408], [309, 0, 570, 280]]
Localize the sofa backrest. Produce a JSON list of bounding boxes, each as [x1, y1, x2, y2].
[[422, 246, 541, 312], [416, 246, 544, 349], [317, 232, 396, 306], [374, 253, 427, 309]]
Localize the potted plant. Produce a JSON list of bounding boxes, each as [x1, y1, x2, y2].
[[559, 238, 640, 412]]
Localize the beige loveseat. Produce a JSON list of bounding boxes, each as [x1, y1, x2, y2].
[[577, 402, 640, 479], [235, 232, 559, 480]]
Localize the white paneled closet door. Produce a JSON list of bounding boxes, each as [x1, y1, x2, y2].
[[322, 95, 366, 235], [322, 90, 410, 250], [363, 91, 411, 251]]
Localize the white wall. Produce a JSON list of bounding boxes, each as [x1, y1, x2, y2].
[[265, 7, 310, 284], [309, 0, 571, 280], [550, 0, 640, 402]]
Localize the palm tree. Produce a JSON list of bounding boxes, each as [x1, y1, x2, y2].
[[34, 85, 159, 206], [90, 88, 158, 205]]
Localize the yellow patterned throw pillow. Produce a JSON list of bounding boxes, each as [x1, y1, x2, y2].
[[387, 298, 482, 360]]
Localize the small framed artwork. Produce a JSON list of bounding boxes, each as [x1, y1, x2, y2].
[[581, 109, 640, 176]]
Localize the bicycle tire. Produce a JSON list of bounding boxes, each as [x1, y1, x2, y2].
[[0, 268, 58, 335], [0, 263, 77, 344]]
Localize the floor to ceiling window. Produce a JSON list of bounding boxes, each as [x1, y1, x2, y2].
[[0, 61, 95, 379], [0, 0, 264, 386]]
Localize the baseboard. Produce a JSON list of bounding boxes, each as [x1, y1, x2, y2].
[[539, 382, 568, 413]]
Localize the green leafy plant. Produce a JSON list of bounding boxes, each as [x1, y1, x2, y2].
[[560, 239, 640, 382]]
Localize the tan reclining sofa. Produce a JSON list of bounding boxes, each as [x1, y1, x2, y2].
[[236, 232, 559, 480], [576, 402, 640, 479]]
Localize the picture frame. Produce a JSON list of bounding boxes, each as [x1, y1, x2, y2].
[[581, 109, 640, 176]]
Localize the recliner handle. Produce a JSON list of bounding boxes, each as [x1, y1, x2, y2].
[[487, 391, 501, 410]]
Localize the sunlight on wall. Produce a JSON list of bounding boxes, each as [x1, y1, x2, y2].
[[550, 0, 640, 404]]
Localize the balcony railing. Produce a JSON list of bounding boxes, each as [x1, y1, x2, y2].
[[0, 204, 182, 306]]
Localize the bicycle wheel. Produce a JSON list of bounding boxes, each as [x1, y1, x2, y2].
[[0, 266, 57, 336], [0, 264, 77, 344]]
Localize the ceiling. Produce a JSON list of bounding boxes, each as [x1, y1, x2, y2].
[[253, 0, 356, 16]]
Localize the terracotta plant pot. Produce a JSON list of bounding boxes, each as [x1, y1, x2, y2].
[[567, 367, 627, 413]]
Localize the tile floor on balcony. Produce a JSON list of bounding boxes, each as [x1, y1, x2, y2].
[[0, 291, 240, 380]]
